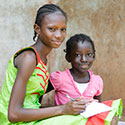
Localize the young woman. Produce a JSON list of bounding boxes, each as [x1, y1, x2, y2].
[[0, 4, 91, 125]]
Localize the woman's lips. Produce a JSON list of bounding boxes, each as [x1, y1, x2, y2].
[[53, 40, 62, 45], [55, 41, 61, 45]]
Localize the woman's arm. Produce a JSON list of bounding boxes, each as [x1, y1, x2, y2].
[[8, 50, 90, 123]]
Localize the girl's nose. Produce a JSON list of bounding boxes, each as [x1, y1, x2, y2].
[[81, 55, 87, 62]]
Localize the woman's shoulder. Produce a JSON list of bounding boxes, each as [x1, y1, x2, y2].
[[14, 47, 36, 57], [14, 47, 38, 66], [16, 47, 36, 58]]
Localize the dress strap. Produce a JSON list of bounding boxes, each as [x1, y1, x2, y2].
[[14, 47, 41, 65]]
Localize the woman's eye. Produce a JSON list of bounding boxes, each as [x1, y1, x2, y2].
[[61, 28, 66, 32]]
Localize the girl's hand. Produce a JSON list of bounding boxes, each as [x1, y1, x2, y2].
[[92, 99, 99, 102], [61, 98, 93, 115]]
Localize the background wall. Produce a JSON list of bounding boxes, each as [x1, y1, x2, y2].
[[0, 0, 125, 114]]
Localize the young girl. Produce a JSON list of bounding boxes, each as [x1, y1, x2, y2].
[[49, 34, 122, 125], [0, 4, 91, 125]]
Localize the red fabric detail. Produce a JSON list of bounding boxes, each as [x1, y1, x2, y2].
[[30, 47, 40, 64], [40, 61, 47, 68], [37, 73, 48, 93], [35, 67, 48, 78], [40, 83, 46, 94], [35, 67, 47, 74], [31, 92, 41, 96], [40, 82, 44, 88], [37, 73, 49, 82], [86, 100, 113, 125], [31, 47, 47, 66], [36, 66, 49, 94]]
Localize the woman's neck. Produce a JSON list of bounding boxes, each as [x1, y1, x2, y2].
[[31, 39, 52, 64]]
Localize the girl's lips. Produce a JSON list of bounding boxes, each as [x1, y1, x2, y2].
[[80, 64, 89, 69]]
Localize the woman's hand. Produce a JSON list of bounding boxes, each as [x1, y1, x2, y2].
[[61, 98, 93, 115]]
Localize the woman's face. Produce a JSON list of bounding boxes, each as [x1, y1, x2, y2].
[[37, 12, 67, 49]]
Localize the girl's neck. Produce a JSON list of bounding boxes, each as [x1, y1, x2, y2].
[[70, 69, 90, 83], [31, 38, 52, 64]]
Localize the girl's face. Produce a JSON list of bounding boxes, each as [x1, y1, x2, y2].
[[70, 41, 95, 73], [36, 12, 67, 49]]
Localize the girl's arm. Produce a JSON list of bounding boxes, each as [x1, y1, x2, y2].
[[39, 80, 54, 105], [8, 51, 90, 123], [40, 80, 55, 108]]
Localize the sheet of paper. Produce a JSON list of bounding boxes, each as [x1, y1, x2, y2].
[[80, 101, 112, 118]]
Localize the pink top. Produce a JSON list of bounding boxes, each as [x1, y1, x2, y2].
[[50, 69, 103, 105]]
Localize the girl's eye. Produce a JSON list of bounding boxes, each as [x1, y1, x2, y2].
[[87, 53, 93, 57], [75, 53, 80, 57], [48, 28, 55, 32]]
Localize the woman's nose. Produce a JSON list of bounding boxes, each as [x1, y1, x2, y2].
[[55, 30, 62, 39]]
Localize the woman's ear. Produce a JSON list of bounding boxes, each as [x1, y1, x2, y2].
[[34, 24, 41, 35], [65, 54, 71, 63]]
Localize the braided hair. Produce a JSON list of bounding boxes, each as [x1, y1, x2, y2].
[[33, 4, 67, 41]]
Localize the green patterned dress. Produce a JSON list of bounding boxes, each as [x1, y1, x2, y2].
[[0, 47, 50, 124], [0, 47, 123, 125]]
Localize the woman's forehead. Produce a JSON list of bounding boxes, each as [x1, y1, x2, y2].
[[42, 12, 66, 25]]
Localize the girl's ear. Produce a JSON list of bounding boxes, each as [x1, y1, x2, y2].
[[93, 54, 96, 60], [34, 24, 41, 35], [65, 54, 71, 63]]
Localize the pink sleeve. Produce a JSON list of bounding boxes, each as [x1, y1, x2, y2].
[[95, 76, 103, 96], [50, 71, 62, 91]]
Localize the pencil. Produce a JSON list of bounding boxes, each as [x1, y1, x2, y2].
[[65, 94, 74, 101]]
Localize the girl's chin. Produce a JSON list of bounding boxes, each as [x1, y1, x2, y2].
[[79, 68, 89, 72]]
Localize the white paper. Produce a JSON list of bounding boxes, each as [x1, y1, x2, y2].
[[80, 101, 112, 118]]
